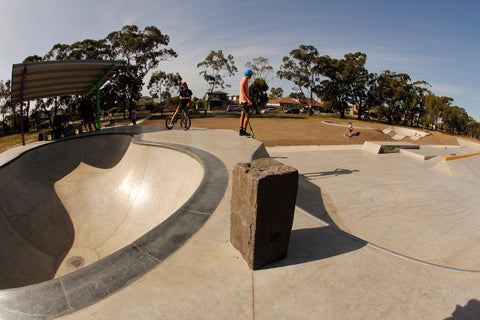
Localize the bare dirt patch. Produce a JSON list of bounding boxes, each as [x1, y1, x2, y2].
[[140, 114, 461, 147]]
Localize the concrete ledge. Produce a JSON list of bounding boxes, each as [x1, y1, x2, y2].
[[399, 148, 436, 160], [363, 141, 420, 154], [457, 138, 480, 151], [382, 126, 431, 140]]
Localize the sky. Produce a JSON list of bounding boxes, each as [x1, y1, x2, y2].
[[1, 0, 479, 120]]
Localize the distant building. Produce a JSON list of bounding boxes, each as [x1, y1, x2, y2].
[[229, 95, 240, 103], [266, 97, 301, 110], [135, 96, 155, 108], [266, 97, 322, 114], [305, 99, 323, 110], [205, 91, 229, 111]]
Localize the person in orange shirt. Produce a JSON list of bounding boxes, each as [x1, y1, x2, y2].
[[239, 69, 253, 136]]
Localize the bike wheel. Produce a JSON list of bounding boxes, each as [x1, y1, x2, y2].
[[165, 116, 175, 130], [180, 115, 191, 131]]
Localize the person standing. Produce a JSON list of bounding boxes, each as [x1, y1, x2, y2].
[[80, 96, 96, 132], [239, 69, 253, 136], [131, 108, 137, 126]]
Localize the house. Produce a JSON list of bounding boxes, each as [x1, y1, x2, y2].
[[266, 97, 301, 110], [305, 99, 323, 110], [205, 91, 229, 111], [229, 95, 240, 103], [135, 96, 155, 108]]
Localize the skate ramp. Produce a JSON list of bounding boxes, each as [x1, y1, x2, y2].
[[0, 134, 131, 289], [53, 140, 203, 278], [432, 152, 480, 180], [382, 126, 430, 140], [0, 133, 204, 289]]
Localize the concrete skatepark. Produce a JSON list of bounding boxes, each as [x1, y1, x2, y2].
[[0, 125, 480, 319]]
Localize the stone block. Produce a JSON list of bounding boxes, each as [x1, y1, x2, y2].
[[230, 158, 298, 269]]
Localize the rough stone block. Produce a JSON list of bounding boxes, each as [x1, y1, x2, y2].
[[230, 158, 298, 269]]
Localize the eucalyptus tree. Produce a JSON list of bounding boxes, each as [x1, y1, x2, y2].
[[467, 118, 480, 139], [406, 81, 430, 126], [23, 55, 44, 63], [289, 91, 306, 101], [249, 78, 269, 113], [197, 50, 237, 95], [45, 39, 110, 60], [269, 87, 284, 99], [277, 45, 325, 114], [0, 80, 11, 131], [41, 25, 177, 117], [148, 71, 182, 107], [317, 56, 350, 118], [341, 52, 376, 120], [424, 93, 451, 129], [376, 70, 413, 124], [245, 56, 274, 82], [44, 43, 70, 60], [442, 105, 469, 135], [8, 55, 47, 130], [106, 25, 177, 111]]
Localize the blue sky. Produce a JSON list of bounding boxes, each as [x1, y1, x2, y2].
[[1, 0, 479, 120]]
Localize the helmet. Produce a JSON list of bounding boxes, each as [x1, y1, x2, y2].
[[244, 69, 253, 76]]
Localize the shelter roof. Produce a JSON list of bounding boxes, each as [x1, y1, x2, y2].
[[11, 60, 124, 103]]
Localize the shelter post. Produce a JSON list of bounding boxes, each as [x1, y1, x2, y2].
[[19, 65, 27, 146], [96, 83, 101, 130]]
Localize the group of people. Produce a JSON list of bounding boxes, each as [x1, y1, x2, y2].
[[79, 96, 138, 130], [80, 69, 352, 138], [170, 69, 254, 137]]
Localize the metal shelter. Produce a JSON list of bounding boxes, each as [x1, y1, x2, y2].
[[11, 60, 124, 145]]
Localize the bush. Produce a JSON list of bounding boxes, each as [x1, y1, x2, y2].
[[142, 102, 156, 112], [109, 107, 120, 114]]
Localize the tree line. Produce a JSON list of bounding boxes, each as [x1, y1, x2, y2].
[[274, 45, 479, 138], [0, 25, 478, 139]]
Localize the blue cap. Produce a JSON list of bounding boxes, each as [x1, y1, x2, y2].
[[244, 69, 253, 76]]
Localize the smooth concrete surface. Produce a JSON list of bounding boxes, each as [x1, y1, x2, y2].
[[54, 141, 203, 277], [270, 144, 480, 271], [1, 127, 480, 319]]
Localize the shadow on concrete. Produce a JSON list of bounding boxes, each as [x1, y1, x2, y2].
[[264, 225, 366, 269], [296, 174, 337, 226], [263, 174, 366, 269], [445, 299, 480, 320], [304, 168, 359, 179]]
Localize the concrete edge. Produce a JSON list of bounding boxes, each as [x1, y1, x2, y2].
[[457, 138, 480, 150], [399, 149, 436, 160], [363, 141, 420, 154], [295, 204, 480, 274]]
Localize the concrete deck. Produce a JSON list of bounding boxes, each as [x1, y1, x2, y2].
[[1, 126, 480, 319]]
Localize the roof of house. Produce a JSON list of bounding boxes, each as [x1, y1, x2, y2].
[[268, 97, 322, 107], [268, 97, 301, 104], [307, 99, 323, 107]]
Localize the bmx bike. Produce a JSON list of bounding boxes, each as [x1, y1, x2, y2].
[[165, 109, 191, 131]]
